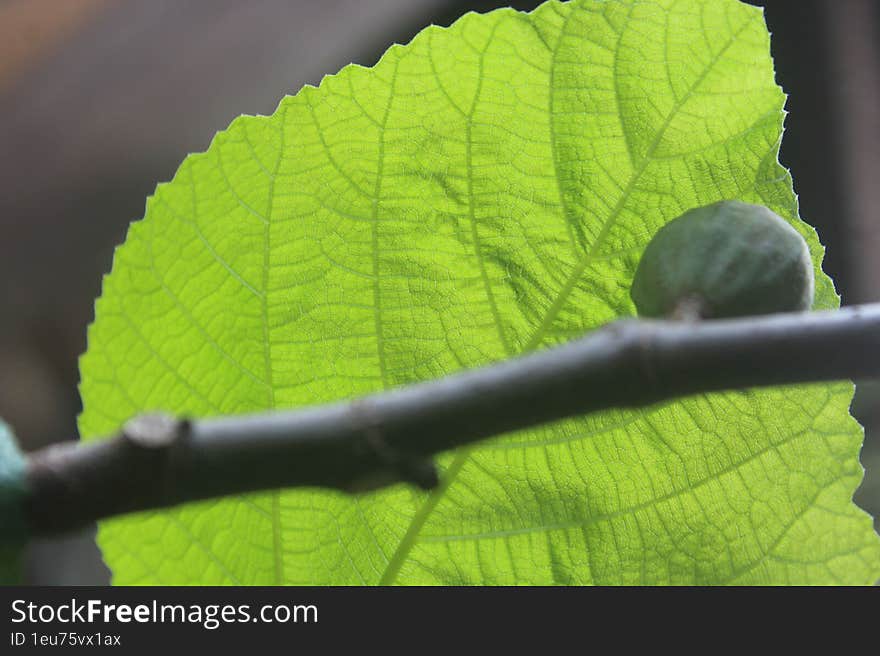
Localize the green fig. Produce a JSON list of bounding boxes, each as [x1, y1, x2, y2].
[[630, 200, 814, 319]]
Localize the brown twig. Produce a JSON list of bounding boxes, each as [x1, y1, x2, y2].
[[20, 303, 880, 538]]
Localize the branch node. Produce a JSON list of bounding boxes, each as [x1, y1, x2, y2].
[[635, 323, 661, 394], [349, 400, 438, 491], [120, 413, 191, 506], [364, 429, 439, 491], [122, 413, 190, 450]]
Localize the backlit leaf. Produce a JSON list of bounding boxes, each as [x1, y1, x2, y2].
[[79, 0, 880, 584]]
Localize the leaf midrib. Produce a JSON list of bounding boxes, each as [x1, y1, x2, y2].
[[254, 106, 286, 586]]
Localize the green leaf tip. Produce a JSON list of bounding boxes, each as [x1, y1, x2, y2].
[[79, 0, 880, 584]]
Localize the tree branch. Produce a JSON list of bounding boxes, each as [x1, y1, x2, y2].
[[22, 303, 880, 537]]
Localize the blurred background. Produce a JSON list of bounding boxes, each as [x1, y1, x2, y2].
[[0, 0, 877, 584]]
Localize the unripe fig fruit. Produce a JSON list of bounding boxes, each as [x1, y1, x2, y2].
[[630, 200, 814, 319]]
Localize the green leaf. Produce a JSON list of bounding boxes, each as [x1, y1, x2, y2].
[[79, 0, 880, 584], [0, 419, 27, 584]]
